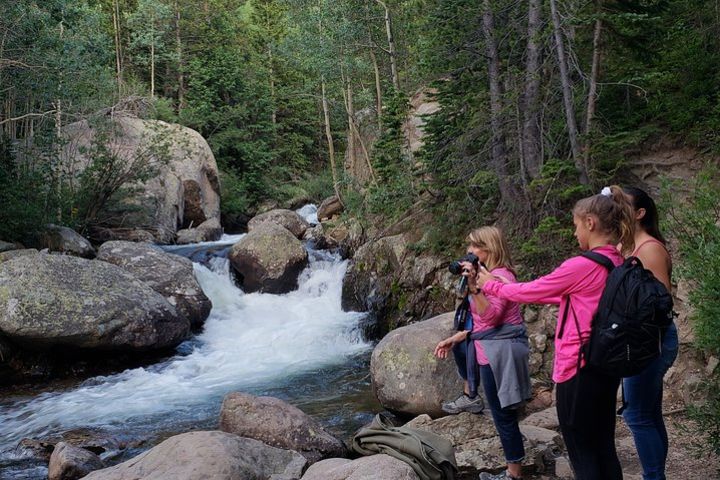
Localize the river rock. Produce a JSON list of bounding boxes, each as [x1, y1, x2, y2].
[[0, 248, 38, 263], [96, 241, 211, 329], [370, 312, 464, 417], [323, 218, 366, 259], [317, 196, 343, 221], [61, 115, 221, 244], [248, 209, 310, 239], [48, 442, 105, 480], [300, 454, 419, 480], [40, 224, 95, 258], [229, 222, 308, 294], [302, 224, 336, 250], [82, 431, 307, 480], [0, 253, 188, 350], [219, 392, 346, 463], [175, 218, 223, 245]]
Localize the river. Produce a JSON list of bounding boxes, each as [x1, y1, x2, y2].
[[0, 206, 379, 479]]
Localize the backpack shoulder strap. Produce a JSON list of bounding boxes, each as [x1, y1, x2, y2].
[[581, 251, 615, 272]]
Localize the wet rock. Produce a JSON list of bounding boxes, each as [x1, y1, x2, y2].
[[229, 222, 308, 294], [324, 219, 366, 259], [82, 431, 307, 480], [302, 224, 337, 250], [300, 454, 419, 480], [48, 442, 105, 480], [317, 196, 343, 221], [219, 392, 346, 463], [0, 253, 188, 351], [97, 241, 211, 329], [40, 224, 95, 258], [248, 209, 310, 239], [175, 218, 223, 245], [370, 312, 464, 418]]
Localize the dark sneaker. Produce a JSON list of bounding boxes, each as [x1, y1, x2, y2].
[[441, 394, 484, 414], [479, 471, 522, 480]]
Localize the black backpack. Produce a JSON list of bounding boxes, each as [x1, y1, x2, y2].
[[560, 251, 674, 378]]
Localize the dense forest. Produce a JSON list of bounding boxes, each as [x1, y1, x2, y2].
[[1, 0, 719, 453]]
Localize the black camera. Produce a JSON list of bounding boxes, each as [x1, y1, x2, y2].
[[448, 253, 480, 275]]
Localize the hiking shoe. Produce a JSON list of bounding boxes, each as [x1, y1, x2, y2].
[[479, 471, 522, 480], [441, 394, 484, 414]]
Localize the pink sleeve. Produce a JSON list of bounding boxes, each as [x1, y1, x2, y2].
[[475, 292, 508, 326], [482, 258, 580, 304]]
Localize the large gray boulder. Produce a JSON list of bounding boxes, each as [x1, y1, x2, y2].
[[229, 223, 308, 294], [61, 115, 221, 244], [300, 455, 419, 480], [248, 209, 310, 239], [0, 254, 188, 350], [0, 240, 18, 253], [82, 431, 307, 480], [96, 241, 211, 329], [370, 312, 463, 417], [48, 442, 104, 480], [219, 392, 346, 463], [40, 224, 95, 258]]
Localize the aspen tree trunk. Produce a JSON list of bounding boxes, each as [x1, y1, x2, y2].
[[583, 12, 603, 174], [376, 0, 400, 90], [550, 0, 587, 183], [175, 1, 185, 111], [321, 77, 341, 202], [112, 0, 123, 97], [522, 0, 543, 179], [341, 66, 356, 175], [481, 0, 513, 204], [150, 13, 155, 99], [370, 44, 383, 128]]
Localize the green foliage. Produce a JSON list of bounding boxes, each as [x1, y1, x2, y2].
[[0, 138, 49, 243], [518, 215, 575, 277], [663, 168, 720, 458]]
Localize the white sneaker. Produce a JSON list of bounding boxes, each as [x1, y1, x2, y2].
[[441, 393, 484, 414]]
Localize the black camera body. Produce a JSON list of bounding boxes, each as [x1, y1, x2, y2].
[[448, 253, 480, 275]]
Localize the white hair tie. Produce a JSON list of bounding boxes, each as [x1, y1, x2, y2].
[[600, 187, 612, 197]]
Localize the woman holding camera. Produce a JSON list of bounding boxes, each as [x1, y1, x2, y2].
[[622, 187, 678, 480], [475, 186, 634, 480], [434, 226, 531, 480]]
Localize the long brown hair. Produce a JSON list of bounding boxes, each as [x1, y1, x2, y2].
[[466, 226, 515, 273], [573, 185, 636, 255]]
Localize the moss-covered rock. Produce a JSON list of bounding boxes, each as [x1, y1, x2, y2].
[[0, 253, 188, 350], [370, 312, 463, 417]]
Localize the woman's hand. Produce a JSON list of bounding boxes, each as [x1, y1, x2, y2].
[[434, 338, 453, 359], [475, 265, 510, 288], [434, 330, 468, 358]]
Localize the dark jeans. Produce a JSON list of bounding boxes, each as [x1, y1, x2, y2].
[[480, 364, 525, 463], [452, 340, 480, 396], [622, 323, 679, 480], [556, 366, 622, 480]]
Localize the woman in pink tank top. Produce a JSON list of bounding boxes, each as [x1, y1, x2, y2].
[[621, 187, 678, 480], [475, 186, 636, 480]]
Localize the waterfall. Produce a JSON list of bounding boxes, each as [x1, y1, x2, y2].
[[0, 218, 372, 477]]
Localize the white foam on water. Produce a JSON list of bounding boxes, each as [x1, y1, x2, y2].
[[0, 248, 369, 455], [296, 204, 318, 225]]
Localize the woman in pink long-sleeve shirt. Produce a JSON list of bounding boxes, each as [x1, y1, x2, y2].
[[476, 186, 636, 480]]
